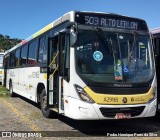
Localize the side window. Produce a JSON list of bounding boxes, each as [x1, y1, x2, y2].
[[38, 36, 45, 63], [28, 40, 38, 65], [6, 55, 9, 69], [15, 49, 20, 67], [9, 52, 15, 68], [43, 38, 47, 63], [20, 45, 28, 66]]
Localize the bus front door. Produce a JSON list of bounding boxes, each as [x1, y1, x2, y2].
[[47, 33, 66, 113], [47, 36, 59, 109]]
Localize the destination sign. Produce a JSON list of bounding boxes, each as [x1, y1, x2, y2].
[[84, 16, 138, 30], [75, 12, 148, 31]]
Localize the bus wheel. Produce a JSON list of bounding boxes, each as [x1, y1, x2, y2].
[[9, 82, 14, 97], [40, 89, 53, 118]]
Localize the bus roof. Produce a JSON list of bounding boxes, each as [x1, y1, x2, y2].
[[150, 27, 160, 34], [7, 11, 148, 54], [7, 11, 75, 53]]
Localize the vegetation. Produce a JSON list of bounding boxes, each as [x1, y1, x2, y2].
[[0, 34, 22, 51], [0, 85, 9, 98]]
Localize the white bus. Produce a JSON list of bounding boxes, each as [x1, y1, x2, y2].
[[0, 52, 4, 85], [4, 11, 157, 120]]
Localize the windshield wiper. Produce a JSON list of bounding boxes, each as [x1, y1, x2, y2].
[[95, 27, 112, 55], [128, 33, 136, 62], [95, 27, 116, 68], [96, 27, 124, 81], [128, 33, 138, 77]]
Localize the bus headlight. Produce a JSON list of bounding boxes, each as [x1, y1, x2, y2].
[[148, 87, 157, 103], [74, 84, 95, 103]]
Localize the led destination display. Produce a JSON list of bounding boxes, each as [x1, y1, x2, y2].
[[75, 12, 148, 31]]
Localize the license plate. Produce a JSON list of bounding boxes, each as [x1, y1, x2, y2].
[[115, 113, 131, 119]]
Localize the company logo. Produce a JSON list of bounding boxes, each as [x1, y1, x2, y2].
[[113, 84, 132, 88], [122, 97, 127, 103], [131, 97, 134, 102]]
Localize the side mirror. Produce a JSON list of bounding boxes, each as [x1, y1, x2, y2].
[[70, 28, 77, 47], [65, 22, 77, 47]]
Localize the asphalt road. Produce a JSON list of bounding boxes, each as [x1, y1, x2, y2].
[[0, 95, 160, 139]]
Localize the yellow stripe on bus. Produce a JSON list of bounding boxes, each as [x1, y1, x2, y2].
[[84, 86, 154, 105], [33, 23, 53, 38], [44, 74, 47, 79]]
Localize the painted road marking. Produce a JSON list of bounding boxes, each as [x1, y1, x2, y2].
[[0, 98, 41, 131]]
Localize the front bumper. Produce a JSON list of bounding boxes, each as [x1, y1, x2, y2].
[[65, 97, 156, 120]]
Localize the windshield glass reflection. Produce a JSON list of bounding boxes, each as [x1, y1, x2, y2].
[[76, 29, 154, 83]]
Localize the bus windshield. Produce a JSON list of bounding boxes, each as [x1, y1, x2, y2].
[[76, 29, 154, 84]]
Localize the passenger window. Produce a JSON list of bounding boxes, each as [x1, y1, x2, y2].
[[28, 40, 38, 65], [20, 45, 28, 66], [15, 49, 20, 67], [9, 52, 15, 68], [43, 39, 47, 63], [38, 36, 45, 63]]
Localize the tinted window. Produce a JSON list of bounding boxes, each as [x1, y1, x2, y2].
[[9, 52, 15, 68], [43, 38, 47, 63], [28, 40, 37, 65], [20, 45, 28, 66], [38, 36, 45, 63], [15, 49, 20, 67]]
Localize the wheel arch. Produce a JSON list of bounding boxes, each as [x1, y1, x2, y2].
[[37, 82, 45, 103], [9, 78, 12, 88]]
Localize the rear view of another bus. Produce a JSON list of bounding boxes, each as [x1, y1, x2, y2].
[[0, 52, 4, 85]]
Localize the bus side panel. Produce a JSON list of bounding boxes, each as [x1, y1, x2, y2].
[[5, 68, 8, 88], [9, 68, 19, 93], [17, 68, 29, 98], [1, 69, 4, 85], [7, 66, 47, 103], [0, 68, 3, 84], [27, 67, 42, 102]]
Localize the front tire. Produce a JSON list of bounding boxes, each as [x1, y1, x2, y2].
[[40, 89, 54, 118]]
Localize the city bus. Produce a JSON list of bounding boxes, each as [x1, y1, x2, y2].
[[150, 27, 160, 109], [0, 52, 4, 85], [3, 11, 157, 120]]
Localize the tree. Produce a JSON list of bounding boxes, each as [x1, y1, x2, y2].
[[4, 35, 10, 39], [0, 34, 4, 39], [0, 34, 21, 51]]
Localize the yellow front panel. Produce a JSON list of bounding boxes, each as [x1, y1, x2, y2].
[[84, 86, 154, 105], [0, 71, 2, 74]]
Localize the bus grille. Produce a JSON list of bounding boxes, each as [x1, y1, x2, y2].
[[89, 86, 150, 94], [99, 106, 145, 118]]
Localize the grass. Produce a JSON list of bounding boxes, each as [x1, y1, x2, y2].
[[0, 85, 9, 98]]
